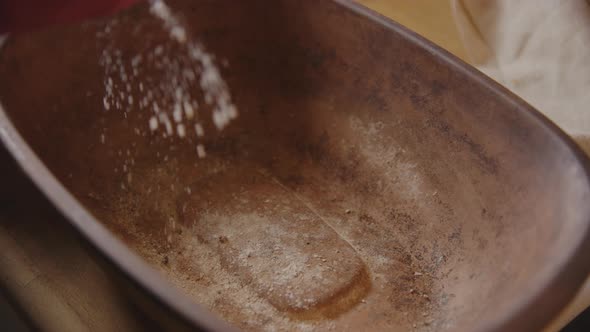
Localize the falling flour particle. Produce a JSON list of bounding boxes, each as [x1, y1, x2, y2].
[[159, 113, 173, 135], [174, 87, 183, 100], [177, 124, 186, 137], [196, 144, 206, 158], [173, 103, 183, 122], [169, 26, 187, 43], [194, 123, 204, 137], [183, 100, 194, 119], [149, 116, 159, 131]]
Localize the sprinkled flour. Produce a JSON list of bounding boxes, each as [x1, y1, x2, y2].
[[98, 0, 237, 159]]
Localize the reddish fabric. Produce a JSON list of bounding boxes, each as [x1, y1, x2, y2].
[[0, 0, 139, 33]]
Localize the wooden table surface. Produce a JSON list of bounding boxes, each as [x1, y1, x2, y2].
[[358, 0, 467, 60]]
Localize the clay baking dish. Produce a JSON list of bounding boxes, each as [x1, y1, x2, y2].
[[1, 1, 590, 331]]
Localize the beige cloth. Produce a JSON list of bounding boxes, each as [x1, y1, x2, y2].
[[452, 0, 590, 137], [452, 1, 590, 330]]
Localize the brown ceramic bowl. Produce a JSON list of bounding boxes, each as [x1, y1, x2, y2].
[[1, 1, 590, 331]]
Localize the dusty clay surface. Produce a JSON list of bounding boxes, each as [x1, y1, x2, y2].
[[84, 150, 441, 332]]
